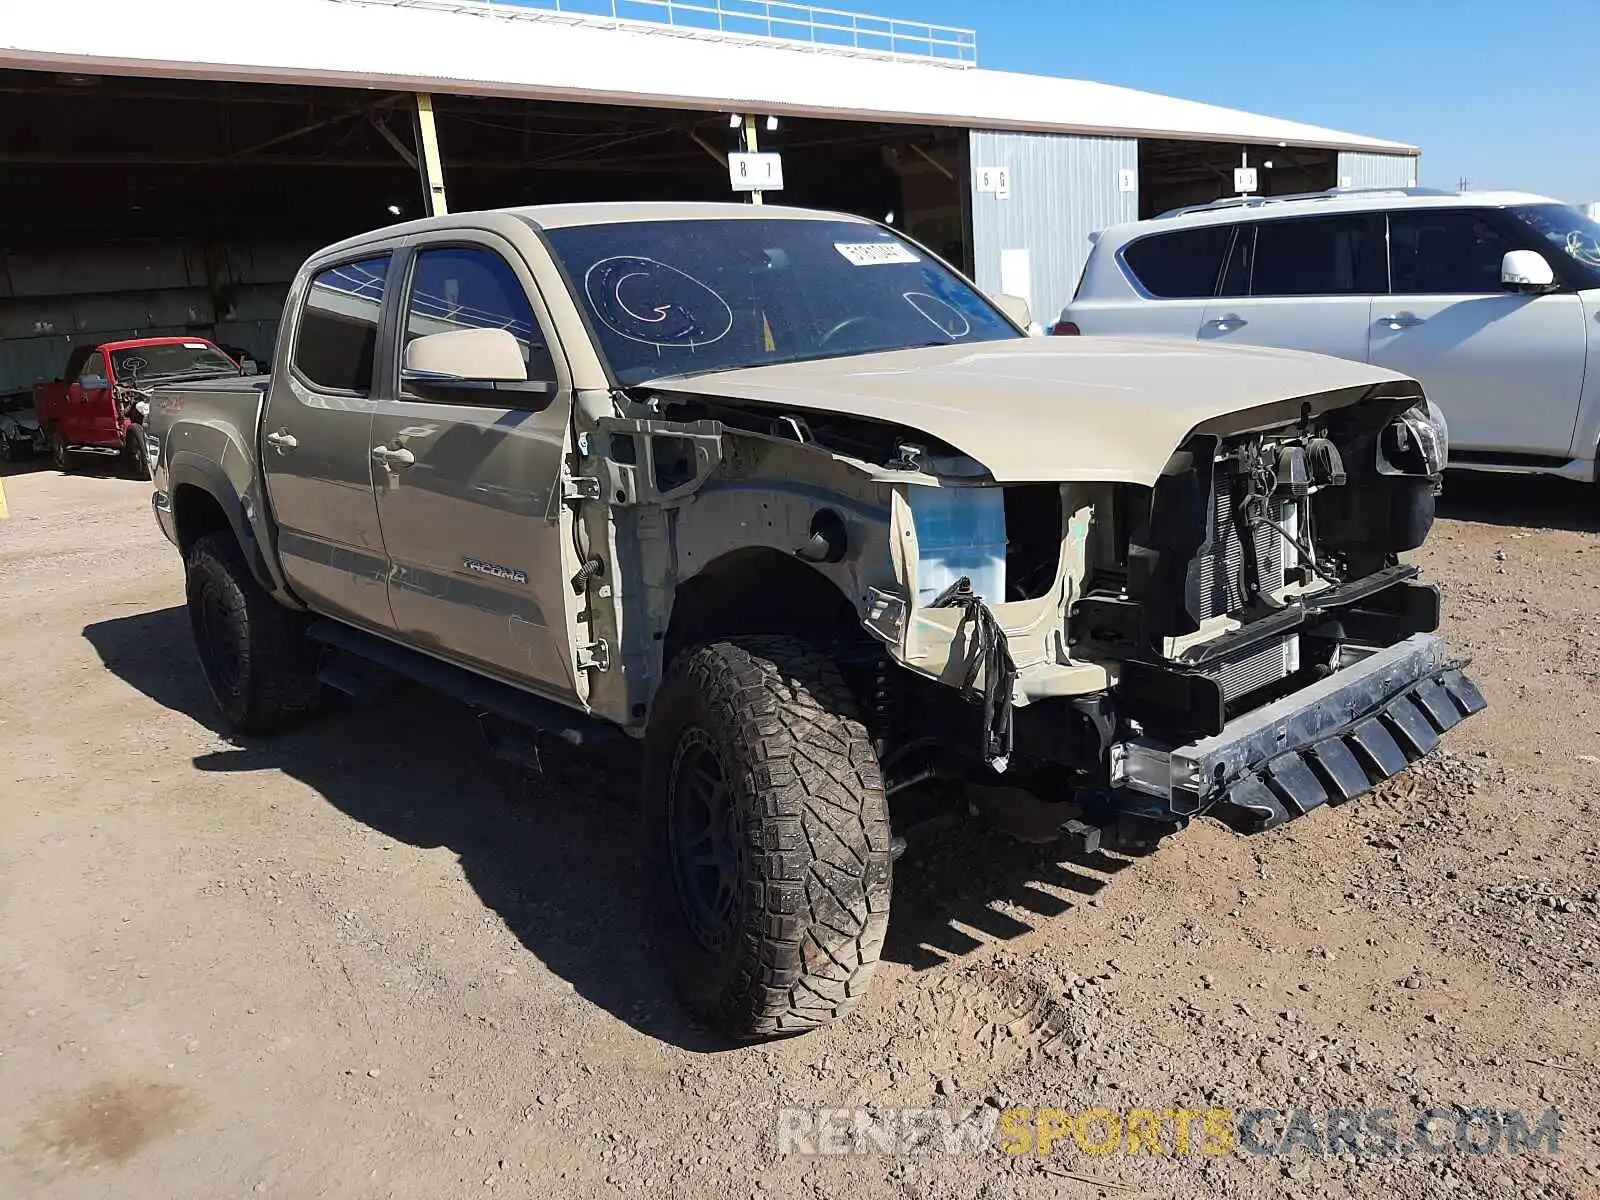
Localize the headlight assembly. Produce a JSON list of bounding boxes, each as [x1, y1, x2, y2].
[[1380, 398, 1448, 477]]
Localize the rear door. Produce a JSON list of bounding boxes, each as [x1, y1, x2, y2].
[[368, 236, 582, 704], [259, 254, 397, 632], [1200, 213, 1386, 362], [1368, 208, 1587, 458]]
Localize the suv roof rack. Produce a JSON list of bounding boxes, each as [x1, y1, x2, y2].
[[1157, 186, 1457, 221]]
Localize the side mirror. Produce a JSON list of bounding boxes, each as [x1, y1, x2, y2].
[[402, 328, 528, 386], [78, 374, 108, 390], [992, 293, 1033, 329], [1501, 249, 1555, 292]]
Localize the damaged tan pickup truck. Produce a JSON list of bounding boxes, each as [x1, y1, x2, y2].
[[147, 202, 1484, 1038]]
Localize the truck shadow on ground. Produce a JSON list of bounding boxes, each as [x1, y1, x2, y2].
[[1438, 470, 1600, 533], [84, 604, 1128, 1047]]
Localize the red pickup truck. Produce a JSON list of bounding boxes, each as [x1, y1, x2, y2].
[[34, 337, 240, 479]]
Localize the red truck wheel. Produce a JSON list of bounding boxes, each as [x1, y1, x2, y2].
[[50, 429, 72, 472], [123, 428, 152, 481]]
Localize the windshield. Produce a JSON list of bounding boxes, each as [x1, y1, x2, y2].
[[542, 218, 1020, 387], [110, 342, 237, 383], [1505, 204, 1600, 287]]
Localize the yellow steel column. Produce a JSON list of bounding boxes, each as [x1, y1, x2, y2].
[[742, 114, 762, 207], [415, 93, 449, 217]]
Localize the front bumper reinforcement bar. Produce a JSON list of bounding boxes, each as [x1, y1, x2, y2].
[[1111, 634, 1486, 831]]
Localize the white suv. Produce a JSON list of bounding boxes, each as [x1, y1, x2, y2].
[[1058, 189, 1600, 480]]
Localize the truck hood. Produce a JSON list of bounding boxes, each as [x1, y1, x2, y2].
[[646, 337, 1418, 485]]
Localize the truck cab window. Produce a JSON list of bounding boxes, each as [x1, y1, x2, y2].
[[294, 257, 390, 395], [403, 247, 552, 383], [72, 350, 107, 385]]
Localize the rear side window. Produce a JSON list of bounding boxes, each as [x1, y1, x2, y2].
[[403, 246, 553, 384], [294, 256, 391, 394], [1249, 215, 1385, 296], [1120, 226, 1233, 298], [1389, 209, 1518, 295]]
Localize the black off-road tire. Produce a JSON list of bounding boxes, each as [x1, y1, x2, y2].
[[643, 636, 893, 1039], [123, 426, 151, 481], [185, 532, 321, 735], [50, 428, 71, 472]]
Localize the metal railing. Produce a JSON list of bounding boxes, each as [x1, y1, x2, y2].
[[348, 0, 979, 65]]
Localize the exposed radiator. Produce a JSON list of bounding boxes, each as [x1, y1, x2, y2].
[[1195, 485, 1293, 620], [1207, 634, 1302, 702]]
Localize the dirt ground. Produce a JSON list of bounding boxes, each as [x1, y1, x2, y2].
[[0, 458, 1596, 1200]]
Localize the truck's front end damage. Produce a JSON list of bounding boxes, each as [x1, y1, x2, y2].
[[888, 395, 1482, 847], [625, 349, 1484, 853]]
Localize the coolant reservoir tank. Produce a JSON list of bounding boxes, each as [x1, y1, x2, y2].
[[907, 473, 1007, 606]]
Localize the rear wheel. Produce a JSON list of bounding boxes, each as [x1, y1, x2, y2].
[[643, 636, 893, 1039], [185, 532, 321, 735]]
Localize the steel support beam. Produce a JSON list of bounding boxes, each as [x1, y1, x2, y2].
[[414, 93, 449, 217], [742, 113, 761, 207]]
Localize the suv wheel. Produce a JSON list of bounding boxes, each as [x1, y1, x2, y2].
[[643, 636, 893, 1039], [185, 532, 321, 735], [50, 429, 71, 472]]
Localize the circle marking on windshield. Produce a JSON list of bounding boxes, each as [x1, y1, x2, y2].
[[584, 256, 734, 349]]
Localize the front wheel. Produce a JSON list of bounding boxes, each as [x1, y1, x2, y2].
[[185, 532, 321, 735], [122, 426, 151, 481], [643, 636, 893, 1039], [50, 428, 71, 472]]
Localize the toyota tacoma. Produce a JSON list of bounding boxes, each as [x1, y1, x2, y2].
[[145, 203, 1484, 1038]]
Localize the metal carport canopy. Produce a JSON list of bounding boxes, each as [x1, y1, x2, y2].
[[1, 0, 1417, 155]]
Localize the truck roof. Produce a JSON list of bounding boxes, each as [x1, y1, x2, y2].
[[313, 202, 876, 262]]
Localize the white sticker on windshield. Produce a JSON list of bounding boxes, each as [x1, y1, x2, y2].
[[183, 342, 209, 349], [835, 242, 920, 267]]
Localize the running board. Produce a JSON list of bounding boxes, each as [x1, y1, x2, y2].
[[307, 620, 616, 747]]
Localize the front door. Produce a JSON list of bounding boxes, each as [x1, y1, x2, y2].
[[259, 254, 396, 632], [63, 349, 110, 445], [1200, 213, 1387, 363], [369, 238, 582, 704], [1368, 208, 1588, 458]]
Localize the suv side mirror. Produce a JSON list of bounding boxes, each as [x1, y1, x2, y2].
[[1501, 249, 1555, 293], [403, 328, 529, 386], [992, 293, 1033, 329]]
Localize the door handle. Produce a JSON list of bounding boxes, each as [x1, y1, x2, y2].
[[1378, 314, 1427, 330], [1206, 315, 1248, 332], [372, 444, 416, 469], [264, 430, 298, 453]]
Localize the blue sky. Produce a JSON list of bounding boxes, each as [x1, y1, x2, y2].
[[874, 0, 1597, 203]]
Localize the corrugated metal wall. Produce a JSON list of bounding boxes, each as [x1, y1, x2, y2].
[[968, 130, 1138, 326], [1337, 151, 1420, 190], [0, 241, 307, 393]]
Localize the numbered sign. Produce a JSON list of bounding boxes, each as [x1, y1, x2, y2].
[[729, 152, 784, 192], [1234, 166, 1259, 194], [973, 166, 1012, 200]]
